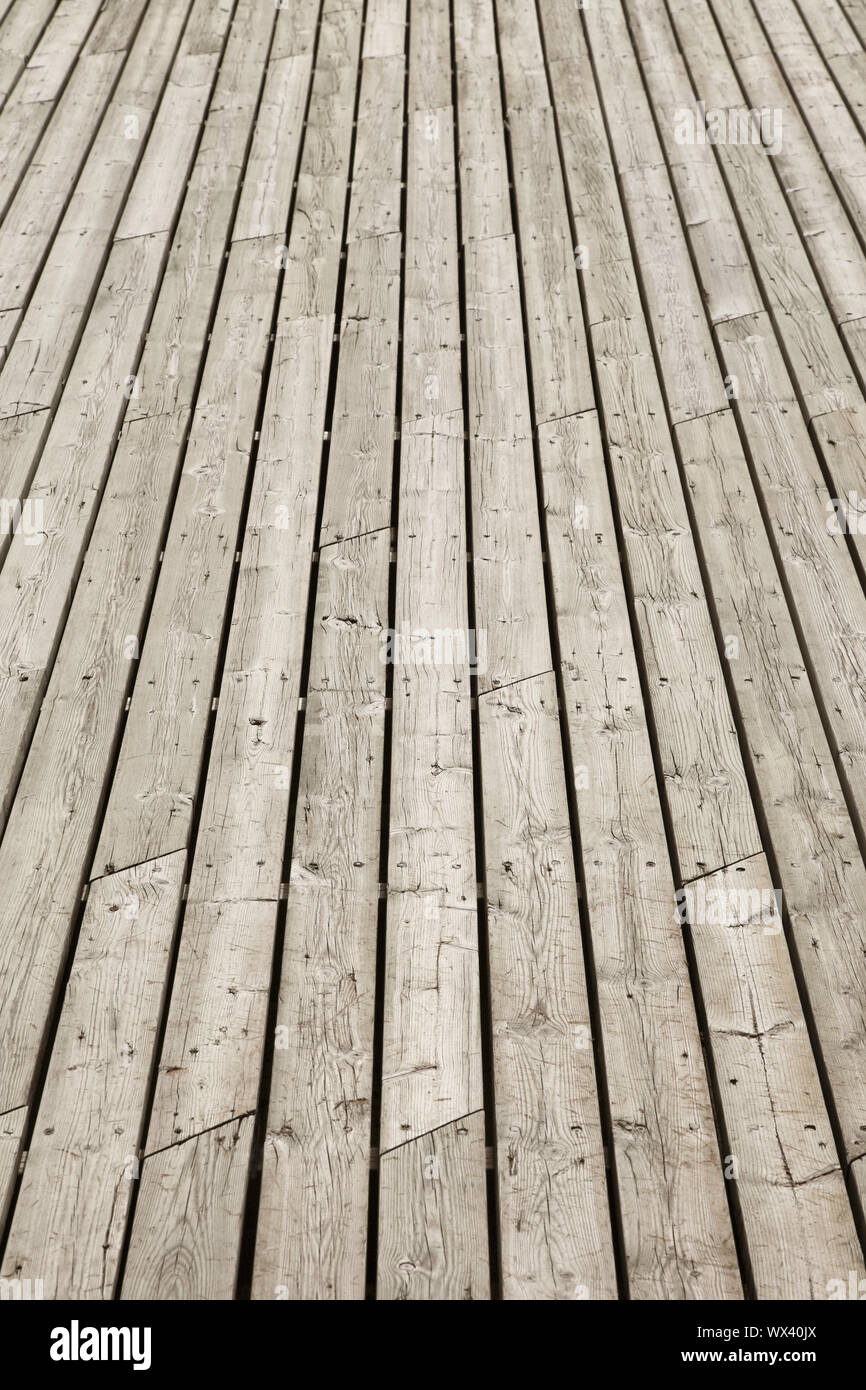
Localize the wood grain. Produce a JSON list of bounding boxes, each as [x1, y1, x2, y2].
[[1, 853, 185, 1299]]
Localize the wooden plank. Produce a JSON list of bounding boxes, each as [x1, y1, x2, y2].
[[149, 527, 386, 1160], [624, 0, 866, 859], [748, 0, 866, 210], [347, 53, 404, 242], [0, 1106, 24, 1233], [0, 0, 57, 108], [455, 73, 510, 242], [377, 1112, 490, 1300], [362, 0, 404, 59], [570, 0, 731, 428], [377, 0, 488, 1301], [257, 7, 460, 1300], [707, 0, 866, 326], [636, 56, 763, 324], [0, 410, 188, 1121], [126, 0, 289, 418], [318, 19, 405, 541], [0, 853, 185, 1300], [251, 533, 388, 1301], [252, 886, 379, 1301], [804, 17, 866, 145], [380, 419, 482, 1150], [0, 0, 239, 811], [0, 0, 168, 393], [0, 404, 49, 500], [0, 230, 169, 822], [112, 52, 233, 242], [541, 0, 761, 881], [0, 0, 104, 214], [496, 0, 595, 420], [537, 410, 740, 1298], [687, 855, 865, 1298], [121, 1116, 254, 1300], [479, 672, 616, 1300], [91, 234, 284, 876], [839, 0, 866, 46], [462, 235, 551, 690], [677, 405, 866, 1213], [273, 3, 361, 324], [125, 0, 366, 1293], [499, 97, 594, 423], [663, 0, 863, 421], [318, 232, 402, 543], [96, 0, 352, 874], [231, 52, 313, 243], [407, 0, 450, 111], [0, 0, 285, 1122], [789, 0, 863, 56], [621, 161, 731, 423], [0, 47, 122, 321], [713, 313, 866, 831], [401, 120, 462, 421]]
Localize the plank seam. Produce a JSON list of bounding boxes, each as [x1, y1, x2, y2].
[[378, 1108, 486, 1158], [143, 1111, 256, 1161]]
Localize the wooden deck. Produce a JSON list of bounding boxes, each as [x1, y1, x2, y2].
[[0, 0, 865, 1301]]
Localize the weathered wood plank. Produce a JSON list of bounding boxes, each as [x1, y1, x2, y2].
[[0, 410, 188, 1121], [570, 1, 731, 426], [92, 233, 283, 876], [0, 0, 283, 1122], [0, 1106, 25, 1233], [0, 0, 104, 214], [687, 855, 866, 1299], [0, 48, 121, 328], [0, 0, 57, 109], [0, 0, 247, 822], [126, 0, 285, 419], [380, 415, 482, 1149], [0, 0, 186, 406], [748, 0, 866, 215], [377, 1112, 490, 1299], [541, 0, 761, 881], [252, 533, 388, 1300], [713, 313, 866, 835], [150, 529, 387, 1162], [318, 232, 402, 543], [1, 853, 185, 1300], [495, 2, 593, 421], [537, 410, 741, 1298], [377, 0, 489, 1300], [231, 52, 312, 243], [707, 0, 866, 326], [839, 0, 866, 46], [125, 0, 365, 1294], [677, 405, 866, 1215], [663, 0, 864, 420], [121, 1117, 254, 1300], [347, 53, 404, 242], [479, 672, 617, 1300], [0, 230, 170, 823], [462, 234, 551, 691], [96, 0, 356, 875]]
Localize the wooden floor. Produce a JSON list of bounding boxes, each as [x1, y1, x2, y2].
[[1, 0, 866, 1302]]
